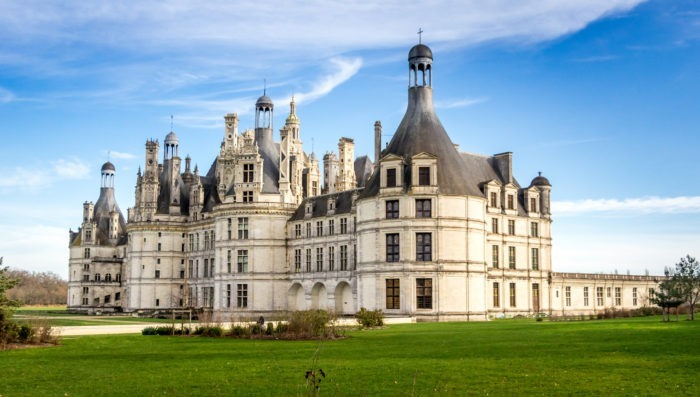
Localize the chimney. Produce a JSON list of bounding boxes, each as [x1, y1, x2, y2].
[[374, 121, 382, 165]]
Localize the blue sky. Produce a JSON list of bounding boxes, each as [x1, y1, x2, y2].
[[1, 0, 699, 278]]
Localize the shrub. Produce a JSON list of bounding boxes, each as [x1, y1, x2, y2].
[[355, 307, 384, 328], [17, 324, 33, 342], [274, 321, 288, 334], [287, 310, 337, 338], [265, 322, 275, 336], [194, 326, 223, 337]]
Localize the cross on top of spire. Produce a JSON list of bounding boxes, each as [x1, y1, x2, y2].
[[417, 28, 423, 44]]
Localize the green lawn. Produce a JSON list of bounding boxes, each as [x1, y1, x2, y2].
[[1, 317, 698, 396]]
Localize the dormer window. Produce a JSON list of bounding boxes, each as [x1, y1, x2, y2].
[[507, 195, 514, 210], [418, 167, 430, 186], [386, 168, 397, 187], [490, 192, 498, 208], [530, 197, 537, 212]]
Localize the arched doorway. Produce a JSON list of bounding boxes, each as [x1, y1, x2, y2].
[[311, 283, 328, 310], [334, 282, 353, 314], [287, 283, 305, 311]]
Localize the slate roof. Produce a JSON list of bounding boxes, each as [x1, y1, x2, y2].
[[93, 186, 127, 245], [354, 155, 373, 188], [290, 189, 360, 221]]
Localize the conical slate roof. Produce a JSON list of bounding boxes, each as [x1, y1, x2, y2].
[[361, 48, 482, 198]]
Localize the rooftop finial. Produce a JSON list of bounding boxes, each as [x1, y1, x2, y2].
[[538, 171, 542, 176], [417, 28, 423, 44], [263, 79, 267, 96], [107, 150, 111, 162], [170, 115, 174, 131]]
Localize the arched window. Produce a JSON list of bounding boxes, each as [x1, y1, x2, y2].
[[105, 273, 112, 282]]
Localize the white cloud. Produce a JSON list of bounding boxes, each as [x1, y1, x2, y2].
[[0, 87, 14, 103], [52, 157, 90, 179], [553, 196, 700, 215], [0, 157, 90, 189], [109, 151, 136, 160], [294, 57, 363, 104], [435, 97, 488, 109]]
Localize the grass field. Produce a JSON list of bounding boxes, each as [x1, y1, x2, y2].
[[13, 306, 176, 326], [1, 317, 698, 396]]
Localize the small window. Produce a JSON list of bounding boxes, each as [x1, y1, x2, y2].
[[243, 191, 253, 203], [416, 233, 432, 261], [386, 279, 400, 309], [416, 199, 431, 218], [155, 270, 160, 279], [492, 282, 500, 308], [386, 200, 399, 219], [507, 194, 514, 210], [508, 220, 515, 235], [490, 192, 497, 208], [386, 233, 400, 262], [530, 197, 537, 212], [492, 245, 499, 268], [492, 218, 499, 234], [386, 168, 397, 187], [530, 222, 539, 237], [243, 163, 255, 183], [418, 167, 430, 186], [416, 278, 433, 309], [509, 283, 516, 307]]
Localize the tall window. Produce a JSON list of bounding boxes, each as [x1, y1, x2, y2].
[[532, 283, 540, 312], [328, 246, 335, 271], [95, 273, 101, 281], [295, 224, 301, 238], [508, 220, 515, 235], [228, 218, 232, 240], [416, 278, 432, 309], [105, 273, 112, 282], [493, 282, 500, 308], [328, 219, 335, 235], [565, 286, 571, 306], [416, 233, 432, 261], [294, 249, 301, 272], [491, 218, 499, 234], [84, 248, 90, 259], [530, 197, 537, 212], [203, 259, 209, 277], [508, 246, 516, 269], [210, 259, 215, 278], [305, 248, 312, 272], [238, 217, 249, 239], [416, 199, 431, 218], [243, 191, 253, 202], [492, 245, 499, 268], [633, 287, 638, 306], [596, 287, 604, 306], [316, 221, 323, 236], [615, 287, 621, 306], [226, 284, 231, 308], [155, 270, 161, 279], [340, 218, 347, 234], [243, 163, 254, 183], [306, 222, 311, 238], [386, 168, 397, 187], [418, 167, 430, 185], [386, 200, 399, 219], [490, 192, 497, 208], [509, 283, 516, 307], [583, 287, 589, 306], [507, 194, 514, 210], [316, 247, 323, 272], [607, 287, 611, 298], [386, 279, 400, 309], [237, 250, 248, 273], [530, 222, 539, 237], [531, 248, 539, 270], [237, 284, 248, 308], [386, 234, 399, 262], [340, 245, 348, 270]]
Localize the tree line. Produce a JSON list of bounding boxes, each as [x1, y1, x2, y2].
[[5, 267, 67, 305]]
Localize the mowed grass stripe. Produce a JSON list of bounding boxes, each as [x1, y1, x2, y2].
[[1, 317, 698, 396]]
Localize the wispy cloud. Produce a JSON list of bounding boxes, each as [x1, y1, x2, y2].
[[435, 97, 488, 109], [571, 55, 620, 63], [0, 157, 90, 189], [52, 157, 89, 179], [553, 196, 700, 215], [109, 151, 136, 160], [0, 86, 14, 103], [295, 57, 363, 104]]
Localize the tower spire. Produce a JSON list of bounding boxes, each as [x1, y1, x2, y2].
[[417, 28, 423, 44]]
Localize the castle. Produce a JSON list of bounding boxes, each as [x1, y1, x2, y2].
[[68, 43, 659, 320]]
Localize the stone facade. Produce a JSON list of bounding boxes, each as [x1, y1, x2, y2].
[[67, 43, 661, 319]]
